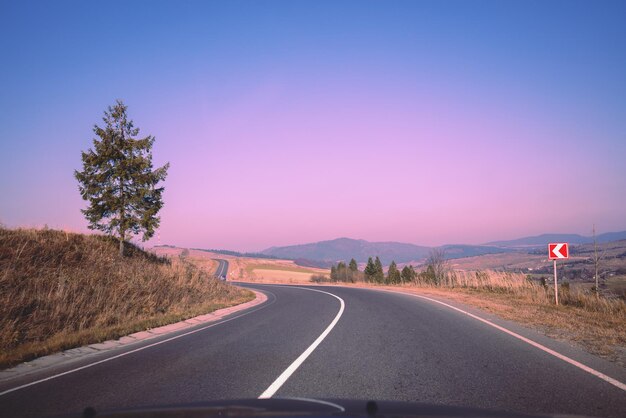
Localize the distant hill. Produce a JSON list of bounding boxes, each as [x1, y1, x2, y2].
[[486, 231, 626, 248], [261, 238, 510, 265], [595, 231, 626, 243], [160, 230, 626, 267], [261, 238, 431, 265]]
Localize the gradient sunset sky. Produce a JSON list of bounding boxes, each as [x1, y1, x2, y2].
[[1, 0, 625, 251]]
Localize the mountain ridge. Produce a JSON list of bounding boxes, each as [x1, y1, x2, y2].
[[260, 237, 507, 265], [259, 232, 626, 265], [485, 231, 626, 248]]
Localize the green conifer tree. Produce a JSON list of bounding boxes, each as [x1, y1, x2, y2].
[[401, 265, 416, 283], [364, 257, 376, 282], [349, 258, 358, 272], [374, 256, 385, 283], [75, 100, 169, 256], [387, 261, 401, 284], [337, 261, 347, 282], [330, 265, 338, 281], [347, 258, 359, 282]]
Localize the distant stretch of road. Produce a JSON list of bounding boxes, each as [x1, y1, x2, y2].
[[1, 284, 625, 417], [213, 258, 229, 279]]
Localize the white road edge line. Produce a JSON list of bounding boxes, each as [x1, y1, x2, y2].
[[258, 287, 345, 399], [381, 288, 626, 392], [0, 290, 276, 397]]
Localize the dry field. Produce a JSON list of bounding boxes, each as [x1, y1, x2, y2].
[[151, 247, 330, 283], [448, 252, 549, 271], [607, 276, 626, 296], [246, 269, 319, 283], [0, 228, 253, 369], [244, 262, 329, 283], [151, 246, 220, 274]]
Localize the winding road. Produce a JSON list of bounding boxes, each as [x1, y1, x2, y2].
[[0, 283, 625, 417], [213, 258, 229, 279]]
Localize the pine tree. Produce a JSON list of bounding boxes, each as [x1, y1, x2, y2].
[[349, 258, 358, 272], [387, 261, 401, 284], [424, 265, 437, 284], [401, 265, 416, 283], [374, 256, 385, 283], [347, 258, 359, 282], [75, 100, 169, 256], [330, 265, 337, 281], [337, 261, 347, 282], [364, 257, 376, 282]]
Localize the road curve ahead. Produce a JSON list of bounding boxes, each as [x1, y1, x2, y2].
[[213, 258, 229, 279], [0, 284, 624, 418]]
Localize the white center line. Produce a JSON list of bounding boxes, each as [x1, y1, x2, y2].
[[258, 287, 345, 399]]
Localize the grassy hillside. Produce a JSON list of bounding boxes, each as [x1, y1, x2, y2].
[[0, 227, 253, 368]]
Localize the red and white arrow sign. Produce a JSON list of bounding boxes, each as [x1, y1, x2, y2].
[[548, 243, 569, 260]]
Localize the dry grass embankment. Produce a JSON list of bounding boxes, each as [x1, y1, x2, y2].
[[0, 227, 254, 369], [432, 270, 626, 316]]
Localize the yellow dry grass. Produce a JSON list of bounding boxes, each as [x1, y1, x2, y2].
[[0, 228, 254, 368], [249, 269, 319, 283], [150, 247, 330, 282]]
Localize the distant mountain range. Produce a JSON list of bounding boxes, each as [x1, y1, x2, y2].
[[261, 238, 430, 265], [486, 231, 626, 248], [261, 231, 626, 265], [260, 238, 510, 265]]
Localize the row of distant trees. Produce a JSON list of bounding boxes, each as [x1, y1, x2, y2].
[[329, 256, 419, 284], [327, 249, 450, 285], [362, 257, 418, 284]]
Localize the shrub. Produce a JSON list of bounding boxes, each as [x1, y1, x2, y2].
[[310, 274, 331, 283]]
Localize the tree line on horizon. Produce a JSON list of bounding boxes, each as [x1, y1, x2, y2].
[[327, 256, 418, 284], [318, 248, 451, 285]]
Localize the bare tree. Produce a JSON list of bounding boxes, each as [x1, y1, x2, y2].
[[425, 248, 450, 285]]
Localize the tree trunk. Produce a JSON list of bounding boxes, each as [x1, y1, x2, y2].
[[119, 226, 125, 257]]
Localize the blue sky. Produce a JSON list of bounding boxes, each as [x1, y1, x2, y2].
[[1, 1, 625, 250]]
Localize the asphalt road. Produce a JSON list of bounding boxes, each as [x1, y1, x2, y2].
[[1, 284, 625, 417], [213, 258, 229, 279]]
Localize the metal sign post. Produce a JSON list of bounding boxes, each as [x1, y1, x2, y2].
[[548, 243, 569, 305], [553, 259, 558, 305]]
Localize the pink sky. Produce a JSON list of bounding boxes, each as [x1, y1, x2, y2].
[[128, 79, 626, 250], [2, 2, 625, 251]]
